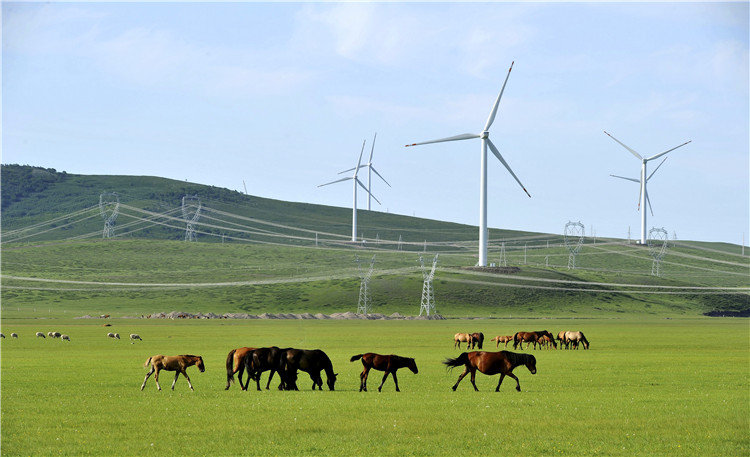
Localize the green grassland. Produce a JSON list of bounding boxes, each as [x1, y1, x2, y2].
[[1, 317, 747, 456]]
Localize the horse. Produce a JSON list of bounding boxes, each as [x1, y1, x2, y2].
[[61, 334, 71, 342], [564, 331, 590, 349], [282, 348, 337, 391], [470, 332, 485, 349], [538, 334, 556, 349], [557, 330, 568, 348], [443, 351, 537, 392], [513, 331, 556, 350], [350, 353, 418, 392], [454, 333, 472, 349], [130, 334, 142, 341], [141, 354, 205, 391], [36, 332, 46, 338], [225, 347, 258, 390], [491, 335, 513, 348], [11, 333, 18, 339], [241, 346, 289, 391]]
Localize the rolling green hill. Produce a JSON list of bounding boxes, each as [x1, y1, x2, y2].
[[1, 164, 748, 317]]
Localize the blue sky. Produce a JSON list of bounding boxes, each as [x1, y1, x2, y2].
[[3, 2, 748, 244]]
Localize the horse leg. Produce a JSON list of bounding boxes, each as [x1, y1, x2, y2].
[[507, 372, 521, 391], [469, 369, 479, 391], [377, 371, 390, 392], [256, 373, 262, 391], [360, 367, 370, 392], [452, 367, 469, 391], [266, 370, 274, 390], [141, 367, 154, 391], [392, 371, 400, 392], [182, 370, 194, 391], [154, 368, 162, 391], [171, 371, 180, 390], [495, 374, 506, 392]]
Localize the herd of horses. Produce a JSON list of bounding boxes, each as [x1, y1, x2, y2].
[[139, 329, 589, 392], [455, 330, 590, 351]]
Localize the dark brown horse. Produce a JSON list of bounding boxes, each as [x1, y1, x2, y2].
[[282, 349, 337, 391], [225, 347, 257, 390], [241, 347, 289, 391], [443, 351, 536, 392], [513, 330, 556, 350], [350, 353, 418, 392], [470, 332, 485, 349], [141, 354, 205, 391]]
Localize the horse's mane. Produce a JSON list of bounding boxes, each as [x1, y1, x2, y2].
[[180, 354, 201, 358], [501, 351, 533, 367]]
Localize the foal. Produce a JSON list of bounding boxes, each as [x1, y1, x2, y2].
[[141, 355, 205, 391]]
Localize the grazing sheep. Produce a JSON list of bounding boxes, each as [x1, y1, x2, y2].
[[114, 333, 120, 339], [52, 332, 61, 338], [130, 334, 142, 341], [11, 333, 19, 338], [36, 332, 46, 338], [107, 332, 116, 339], [61, 334, 71, 342], [48, 331, 54, 337]]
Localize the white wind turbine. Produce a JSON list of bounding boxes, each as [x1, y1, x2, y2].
[[405, 61, 530, 267], [319, 140, 380, 242], [338, 133, 391, 211], [605, 131, 691, 245]]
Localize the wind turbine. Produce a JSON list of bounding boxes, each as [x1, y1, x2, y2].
[[338, 133, 391, 211], [405, 61, 530, 267], [319, 140, 380, 242], [605, 131, 691, 245]]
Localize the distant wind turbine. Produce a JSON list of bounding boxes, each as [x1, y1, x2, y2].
[[338, 133, 391, 211], [405, 61, 530, 267], [605, 131, 691, 245], [319, 140, 380, 242]]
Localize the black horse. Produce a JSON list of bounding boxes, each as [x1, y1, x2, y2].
[[241, 346, 289, 391], [282, 348, 338, 391], [470, 332, 485, 349]]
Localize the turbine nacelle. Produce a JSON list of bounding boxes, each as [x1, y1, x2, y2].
[[480, 131, 489, 140]]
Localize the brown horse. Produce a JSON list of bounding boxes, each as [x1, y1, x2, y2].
[[513, 330, 556, 350], [281, 348, 337, 391], [470, 332, 485, 349], [564, 331, 590, 349], [491, 335, 513, 348], [443, 351, 537, 392], [225, 347, 257, 390], [141, 354, 205, 391], [350, 353, 418, 392], [538, 334, 556, 349], [557, 330, 568, 348], [454, 333, 472, 349]]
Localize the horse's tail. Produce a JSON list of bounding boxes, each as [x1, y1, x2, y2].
[[513, 332, 520, 348], [226, 349, 237, 385], [443, 352, 470, 371], [350, 354, 363, 362], [143, 357, 152, 368]]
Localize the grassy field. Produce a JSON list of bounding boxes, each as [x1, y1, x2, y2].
[[0, 317, 747, 456]]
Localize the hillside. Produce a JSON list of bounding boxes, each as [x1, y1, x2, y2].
[[1, 165, 748, 318]]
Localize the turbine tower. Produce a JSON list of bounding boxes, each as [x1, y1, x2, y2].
[[319, 140, 380, 242], [406, 61, 531, 267], [605, 131, 690, 245], [338, 133, 391, 211]]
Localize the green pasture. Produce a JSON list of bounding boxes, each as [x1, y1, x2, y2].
[[1, 317, 747, 456]]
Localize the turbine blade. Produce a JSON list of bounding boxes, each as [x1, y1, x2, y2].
[[405, 133, 480, 147], [487, 139, 531, 198], [369, 133, 377, 162], [356, 178, 381, 205], [646, 140, 691, 162], [318, 176, 352, 188], [647, 156, 668, 181], [353, 140, 366, 178], [483, 61, 514, 132], [338, 166, 358, 175], [604, 131, 643, 160], [610, 174, 640, 183], [637, 182, 642, 212], [370, 166, 391, 187], [646, 190, 654, 217]]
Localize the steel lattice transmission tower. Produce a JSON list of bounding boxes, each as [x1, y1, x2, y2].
[[648, 227, 669, 277], [564, 221, 585, 269], [356, 255, 376, 315], [499, 242, 507, 267], [99, 192, 120, 238], [181, 195, 202, 241], [418, 254, 439, 316]]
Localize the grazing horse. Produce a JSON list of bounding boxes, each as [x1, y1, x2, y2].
[[443, 351, 537, 392], [470, 332, 485, 349], [538, 334, 556, 349], [130, 334, 142, 341], [513, 331, 556, 350], [454, 333, 472, 349], [350, 353, 418, 392], [564, 331, 590, 349], [491, 335, 513, 348], [61, 334, 71, 342], [242, 347, 288, 391], [225, 347, 257, 390], [557, 331, 568, 348], [141, 355, 205, 391], [36, 332, 46, 338], [282, 349, 338, 391]]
